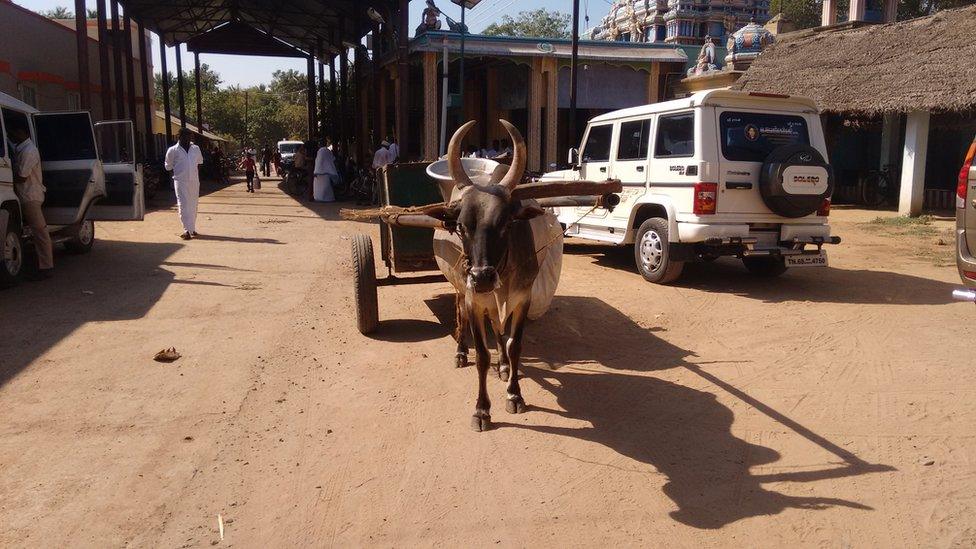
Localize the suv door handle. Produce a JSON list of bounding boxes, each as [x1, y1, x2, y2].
[[599, 167, 607, 173], [727, 182, 753, 190], [636, 166, 645, 172]]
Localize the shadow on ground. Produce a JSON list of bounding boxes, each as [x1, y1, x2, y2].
[[564, 242, 957, 305], [0, 239, 182, 389], [426, 293, 894, 529]]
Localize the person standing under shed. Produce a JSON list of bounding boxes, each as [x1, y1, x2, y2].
[[9, 122, 53, 279], [164, 128, 204, 240], [312, 137, 338, 202]]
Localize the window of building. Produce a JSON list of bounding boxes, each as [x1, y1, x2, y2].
[[616, 119, 652, 161], [582, 124, 613, 162], [19, 84, 37, 108], [654, 112, 695, 158], [67, 92, 80, 111]]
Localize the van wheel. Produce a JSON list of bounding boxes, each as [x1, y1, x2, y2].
[[1, 223, 25, 287], [742, 256, 788, 277], [65, 220, 94, 254], [634, 217, 684, 284]]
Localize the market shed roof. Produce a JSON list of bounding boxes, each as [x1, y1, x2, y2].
[[732, 5, 976, 114], [119, 0, 400, 54]]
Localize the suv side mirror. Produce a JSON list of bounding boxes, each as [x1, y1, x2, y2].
[[568, 147, 580, 170]]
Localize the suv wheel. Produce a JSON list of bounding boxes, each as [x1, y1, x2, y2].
[[1, 222, 25, 287], [742, 256, 788, 277], [65, 220, 94, 254], [634, 217, 684, 284]]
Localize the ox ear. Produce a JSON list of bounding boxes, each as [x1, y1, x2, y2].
[[512, 204, 546, 221]]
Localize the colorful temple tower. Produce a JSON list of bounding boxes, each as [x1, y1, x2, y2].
[[590, 0, 770, 46]]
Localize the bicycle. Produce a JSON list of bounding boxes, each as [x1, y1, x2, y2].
[[860, 164, 897, 208], [347, 167, 377, 205]]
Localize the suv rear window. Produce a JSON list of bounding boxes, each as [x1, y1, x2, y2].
[[720, 111, 810, 162], [654, 112, 695, 158], [582, 124, 612, 162], [35, 113, 97, 161], [279, 143, 301, 154], [616, 119, 652, 161]]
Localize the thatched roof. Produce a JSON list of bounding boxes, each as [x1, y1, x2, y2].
[[732, 6, 976, 114]]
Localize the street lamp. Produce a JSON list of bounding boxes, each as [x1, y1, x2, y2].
[[450, 0, 482, 126]]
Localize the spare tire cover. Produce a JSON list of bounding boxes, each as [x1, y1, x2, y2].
[[759, 144, 834, 218]]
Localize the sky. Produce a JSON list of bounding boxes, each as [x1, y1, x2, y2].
[[17, 0, 603, 87]]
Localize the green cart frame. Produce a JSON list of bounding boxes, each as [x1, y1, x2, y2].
[[350, 162, 446, 334]]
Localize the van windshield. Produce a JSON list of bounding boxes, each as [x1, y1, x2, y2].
[[279, 143, 301, 154], [35, 113, 97, 161], [720, 111, 809, 162]]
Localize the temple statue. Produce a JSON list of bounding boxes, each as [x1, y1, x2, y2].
[[687, 36, 720, 76], [416, 0, 443, 35]]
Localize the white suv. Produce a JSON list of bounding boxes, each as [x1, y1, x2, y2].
[[546, 89, 839, 284], [0, 91, 144, 286]]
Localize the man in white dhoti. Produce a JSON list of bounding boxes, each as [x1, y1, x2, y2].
[[312, 137, 338, 202], [164, 128, 204, 240]]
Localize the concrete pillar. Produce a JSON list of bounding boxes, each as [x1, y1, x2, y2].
[[527, 58, 544, 172], [123, 12, 138, 136], [648, 62, 661, 103], [485, 67, 499, 141], [849, 0, 866, 22], [898, 111, 930, 217], [879, 112, 899, 169], [307, 54, 317, 141], [137, 21, 154, 159], [883, 0, 898, 22], [159, 38, 173, 144], [544, 57, 559, 170], [423, 52, 439, 160], [378, 72, 388, 141], [96, 0, 112, 119], [396, 0, 410, 159], [194, 53, 203, 130], [821, 0, 837, 25], [175, 44, 186, 128], [74, 0, 91, 109], [111, 0, 125, 119]]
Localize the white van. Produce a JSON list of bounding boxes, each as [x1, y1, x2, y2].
[[0, 91, 144, 286], [547, 89, 839, 284], [277, 140, 304, 168]]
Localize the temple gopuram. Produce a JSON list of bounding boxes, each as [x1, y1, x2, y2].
[[590, 0, 770, 45]]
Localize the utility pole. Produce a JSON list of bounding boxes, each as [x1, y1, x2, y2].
[[569, 0, 581, 153]]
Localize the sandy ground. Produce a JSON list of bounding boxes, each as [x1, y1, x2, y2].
[[1, 179, 974, 548]]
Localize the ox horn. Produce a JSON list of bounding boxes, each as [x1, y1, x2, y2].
[[497, 119, 526, 191], [448, 120, 479, 190]]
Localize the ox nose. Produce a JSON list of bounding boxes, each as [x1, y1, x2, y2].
[[468, 266, 497, 293]]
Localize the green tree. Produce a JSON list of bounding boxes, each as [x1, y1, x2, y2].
[[40, 6, 73, 18], [770, 0, 975, 29], [482, 8, 571, 39], [769, 0, 824, 29]]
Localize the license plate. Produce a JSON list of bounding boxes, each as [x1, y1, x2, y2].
[[786, 251, 828, 267]]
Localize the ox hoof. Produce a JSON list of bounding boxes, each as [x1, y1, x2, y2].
[[455, 353, 468, 368], [498, 364, 510, 382], [505, 396, 526, 414], [470, 411, 492, 432]]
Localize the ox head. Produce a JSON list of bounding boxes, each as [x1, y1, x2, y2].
[[417, 119, 621, 294], [433, 120, 544, 293]]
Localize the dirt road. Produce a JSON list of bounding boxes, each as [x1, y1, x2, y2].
[[1, 180, 973, 547]]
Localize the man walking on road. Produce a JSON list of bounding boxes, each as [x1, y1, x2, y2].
[[9, 122, 53, 280], [164, 128, 204, 240], [312, 137, 338, 202]]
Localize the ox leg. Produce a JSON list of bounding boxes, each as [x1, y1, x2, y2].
[[504, 304, 530, 415], [491, 319, 511, 382], [453, 292, 469, 368], [470, 311, 493, 432]]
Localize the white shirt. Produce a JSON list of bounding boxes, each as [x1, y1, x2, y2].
[[14, 138, 44, 203], [164, 142, 204, 185], [314, 146, 338, 176], [388, 142, 399, 162], [372, 147, 392, 170]]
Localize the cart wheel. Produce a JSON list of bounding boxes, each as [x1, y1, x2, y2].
[[351, 233, 379, 334]]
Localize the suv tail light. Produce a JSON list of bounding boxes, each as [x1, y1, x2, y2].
[[958, 141, 976, 208], [694, 182, 718, 215], [817, 198, 831, 217]]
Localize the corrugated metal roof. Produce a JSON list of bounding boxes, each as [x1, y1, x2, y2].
[[412, 32, 687, 64]]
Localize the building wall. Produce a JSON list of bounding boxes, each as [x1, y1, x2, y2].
[[0, 1, 155, 141], [592, 0, 769, 46]]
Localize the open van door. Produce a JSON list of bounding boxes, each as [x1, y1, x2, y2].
[[91, 120, 144, 221], [33, 111, 106, 226]]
